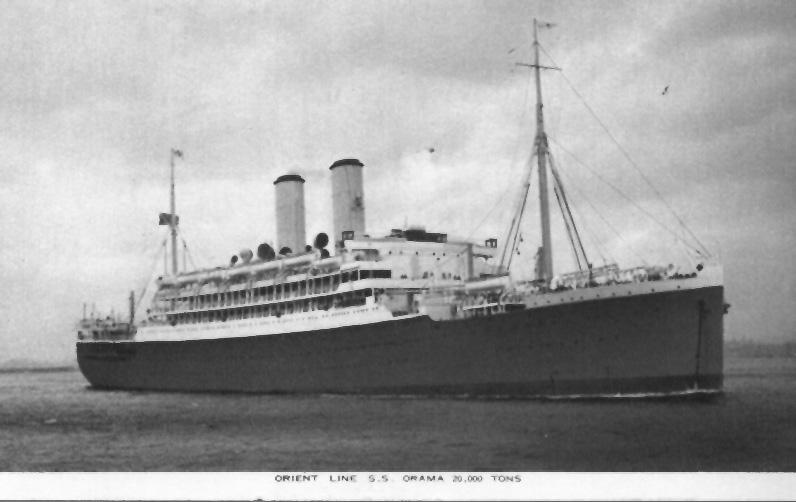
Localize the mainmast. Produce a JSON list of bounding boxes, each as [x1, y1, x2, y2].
[[169, 148, 182, 276], [532, 18, 553, 283], [501, 19, 558, 279]]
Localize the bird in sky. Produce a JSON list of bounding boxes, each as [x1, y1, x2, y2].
[[661, 85, 670, 95]]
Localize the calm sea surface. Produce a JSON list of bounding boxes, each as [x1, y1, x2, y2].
[[1, 352, 795, 471]]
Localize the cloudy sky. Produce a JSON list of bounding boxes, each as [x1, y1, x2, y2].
[[0, 0, 793, 364]]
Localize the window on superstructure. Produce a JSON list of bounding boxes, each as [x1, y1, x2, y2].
[[373, 270, 391, 279], [341, 272, 350, 283], [361, 270, 371, 279]]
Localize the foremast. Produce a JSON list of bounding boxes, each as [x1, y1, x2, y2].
[[532, 19, 554, 283]]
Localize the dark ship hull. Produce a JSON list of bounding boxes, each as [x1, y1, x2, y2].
[[76, 285, 723, 397]]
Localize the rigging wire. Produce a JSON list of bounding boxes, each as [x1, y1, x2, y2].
[[538, 43, 711, 258], [548, 135, 703, 258], [181, 235, 198, 271], [503, 151, 537, 271], [548, 136, 647, 265], [549, 154, 590, 271], [176, 225, 211, 269], [133, 236, 168, 320], [463, 178, 521, 244], [552, 176, 583, 271], [548, 150, 633, 266]]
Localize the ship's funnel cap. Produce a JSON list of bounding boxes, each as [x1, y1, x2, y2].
[[274, 174, 306, 185], [329, 158, 364, 170]]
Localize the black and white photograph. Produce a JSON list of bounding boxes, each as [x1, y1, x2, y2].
[[0, 0, 794, 500]]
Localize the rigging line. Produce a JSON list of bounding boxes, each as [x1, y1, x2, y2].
[[552, 177, 583, 271], [181, 236, 198, 271], [497, 151, 536, 267], [538, 43, 711, 258], [505, 182, 532, 272], [177, 226, 211, 269], [549, 142, 646, 265], [134, 237, 168, 319], [549, 155, 590, 268], [503, 151, 536, 270], [550, 163, 610, 266], [550, 153, 609, 265], [548, 135, 701, 258], [549, 154, 590, 269], [462, 177, 519, 244]]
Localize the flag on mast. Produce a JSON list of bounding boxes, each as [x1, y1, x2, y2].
[[158, 213, 179, 226], [172, 148, 183, 158]]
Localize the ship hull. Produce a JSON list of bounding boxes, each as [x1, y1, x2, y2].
[[76, 285, 723, 397]]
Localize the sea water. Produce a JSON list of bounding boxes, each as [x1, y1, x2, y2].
[[1, 350, 794, 471]]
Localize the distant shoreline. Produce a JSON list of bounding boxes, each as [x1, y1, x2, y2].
[[725, 340, 796, 358]]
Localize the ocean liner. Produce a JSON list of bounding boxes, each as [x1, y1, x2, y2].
[[76, 21, 726, 397]]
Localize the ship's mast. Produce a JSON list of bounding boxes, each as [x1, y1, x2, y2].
[[169, 148, 181, 276], [533, 18, 553, 283]]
